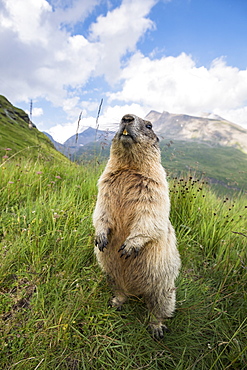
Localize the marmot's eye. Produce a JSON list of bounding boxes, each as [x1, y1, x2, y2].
[[146, 124, 152, 129]]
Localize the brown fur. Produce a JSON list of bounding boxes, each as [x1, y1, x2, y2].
[[93, 114, 181, 339]]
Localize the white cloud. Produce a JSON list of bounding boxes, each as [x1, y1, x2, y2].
[[25, 106, 43, 117], [0, 0, 102, 106], [49, 0, 100, 26], [109, 52, 247, 129], [47, 117, 94, 144], [1, 0, 53, 44], [0, 0, 157, 106], [33, 107, 44, 117], [214, 107, 247, 129], [97, 103, 148, 131], [47, 123, 77, 144], [90, 0, 157, 83]]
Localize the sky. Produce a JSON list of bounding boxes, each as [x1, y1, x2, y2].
[[1, 0, 247, 143]]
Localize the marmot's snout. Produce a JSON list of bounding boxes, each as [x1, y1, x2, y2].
[[121, 114, 135, 124], [119, 114, 136, 141]]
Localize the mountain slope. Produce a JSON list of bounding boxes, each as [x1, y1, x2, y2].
[[146, 110, 247, 153], [43, 132, 65, 153], [63, 127, 115, 156], [0, 95, 68, 163], [160, 140, 247, 194]]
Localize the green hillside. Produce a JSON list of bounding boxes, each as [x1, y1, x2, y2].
[[160, 140, 247, 195], [0, 95, 69, 163]]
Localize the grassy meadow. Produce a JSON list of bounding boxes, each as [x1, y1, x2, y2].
[[160, 140, 247, 196], [0, 153, 247, 369]]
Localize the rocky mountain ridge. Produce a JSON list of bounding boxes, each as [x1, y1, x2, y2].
[[145, 110, 247, 153]]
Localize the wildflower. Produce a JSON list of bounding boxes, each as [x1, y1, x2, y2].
[[55, 175, 62, 179], [36, 171, 43, 175], [5, 148, 12, 151], [62, 324, 68, 331], [2, 155, 8, 159], [8, 181, 14, 184]]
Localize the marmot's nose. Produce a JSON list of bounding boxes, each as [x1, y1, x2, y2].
[[121, 114, 134, 124]]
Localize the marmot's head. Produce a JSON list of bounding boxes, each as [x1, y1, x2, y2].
[[110, 114, 161, 169], [114, 114, 159, 148]]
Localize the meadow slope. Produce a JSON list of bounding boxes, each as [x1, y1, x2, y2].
[[0, 156, 247, 369], [0, 95, 69, 163]]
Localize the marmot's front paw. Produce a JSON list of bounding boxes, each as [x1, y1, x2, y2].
[[95, 233, 108, 252], [118, 242, 140, 259]]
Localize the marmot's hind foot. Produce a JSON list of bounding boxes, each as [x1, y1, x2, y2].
[[109, 294, 127, 311], [149, 323, 170, 340]]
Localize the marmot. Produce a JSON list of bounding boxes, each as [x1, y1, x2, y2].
[[93, 114, 181, 339]]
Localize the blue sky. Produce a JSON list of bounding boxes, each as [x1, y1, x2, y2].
[[148, 0, 247, 69], [1, 0, 247, 143]]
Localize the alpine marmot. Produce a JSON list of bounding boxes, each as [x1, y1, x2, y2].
[[93, 114, 181, 339]]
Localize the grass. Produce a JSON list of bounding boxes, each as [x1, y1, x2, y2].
[[0, 154, 247, 369]]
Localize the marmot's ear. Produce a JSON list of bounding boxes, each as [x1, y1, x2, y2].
[[156, 137, 159, 143]]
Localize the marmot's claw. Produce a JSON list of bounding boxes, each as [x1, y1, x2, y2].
[[118, 244, 126, 253], [118, 243, 129, 258], [118, 243, 139, 259], [95, 233, 108, 252], [134, 249, 139, 258]]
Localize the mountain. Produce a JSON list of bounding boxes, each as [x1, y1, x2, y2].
[[145, 110, 247, 153], [43, 132, 65, 152], [0, 95, 68, 163], [62, 127, 115, 156]]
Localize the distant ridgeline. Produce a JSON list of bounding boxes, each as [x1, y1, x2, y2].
[[45, 109, 247, 159], [43, 127, 115, 159]]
